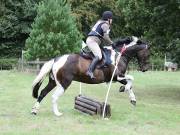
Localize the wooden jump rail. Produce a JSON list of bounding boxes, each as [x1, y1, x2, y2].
[[74, 95, 111, 118]]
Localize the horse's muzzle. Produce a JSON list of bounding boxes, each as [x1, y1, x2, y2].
[[141, 64, 149, 72], [141, 69, 148, 72]]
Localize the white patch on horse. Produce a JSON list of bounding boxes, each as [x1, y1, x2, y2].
[[52, 55, 69, 76], [118, 75, 134, 81], [117, 75, 136, 102], [52, 83, 64, 116], [126, 36, 138, 48], [110, 49, 116, 66], [31, 102, 40, 114], [125, 79, 136, 101], [104, 46, 116, 66], [51, 55, 68, 116]]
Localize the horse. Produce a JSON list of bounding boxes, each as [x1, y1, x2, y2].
[[31, 38, 150, 116]]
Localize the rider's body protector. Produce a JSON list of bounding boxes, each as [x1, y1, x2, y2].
[[88, 20, 113, 45]]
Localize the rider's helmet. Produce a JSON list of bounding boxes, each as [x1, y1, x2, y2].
[[102, 11, 113, 20]]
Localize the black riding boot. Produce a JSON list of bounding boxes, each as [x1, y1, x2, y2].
[[86, 56, 99, 79]]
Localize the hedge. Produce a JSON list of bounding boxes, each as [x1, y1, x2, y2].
[[0, 58, 18, 70]]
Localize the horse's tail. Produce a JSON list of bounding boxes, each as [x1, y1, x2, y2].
[[32, 59, 54, 99]]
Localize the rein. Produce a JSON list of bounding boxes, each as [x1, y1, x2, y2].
[[115, 43, 136, 63]]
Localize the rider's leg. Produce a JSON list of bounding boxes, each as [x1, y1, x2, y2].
[[86, 37, 102, 79], [86, 56, 100, 79]]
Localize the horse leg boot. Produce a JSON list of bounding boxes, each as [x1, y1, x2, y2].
[[52, 84, 64, 116], [86, 56, 99, 79]]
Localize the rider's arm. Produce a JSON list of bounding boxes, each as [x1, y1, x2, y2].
[[101, 23, 113, 45]]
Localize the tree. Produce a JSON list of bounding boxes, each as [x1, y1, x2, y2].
[[149, 0, 180, 56], [117, 0, 180, 64], [70, 0, 124, 39], [25, 0, 82, 60], [169, 38, 180, 65], [0, 0, 39, 58]]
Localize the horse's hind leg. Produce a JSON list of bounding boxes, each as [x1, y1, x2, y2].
[[32, 76, 56, 115], [51, 83, 64, 116], [52, 77, 72, 116]]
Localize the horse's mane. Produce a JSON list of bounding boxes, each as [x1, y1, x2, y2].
[[114, 37, 132, 48], [114, 37, 148, 48]]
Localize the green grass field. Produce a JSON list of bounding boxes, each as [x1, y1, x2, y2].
[[0, 70, 180, 135]]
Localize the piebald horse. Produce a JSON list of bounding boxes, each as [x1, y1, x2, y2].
[[31, 38, 150, 116]]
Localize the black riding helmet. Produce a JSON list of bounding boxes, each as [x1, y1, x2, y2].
[[102, 11, 113, 20]]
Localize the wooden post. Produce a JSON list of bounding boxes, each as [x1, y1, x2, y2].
[[36, 58, 40, 74], [152, 63, 154, 71], [164, 54, 166, 71]]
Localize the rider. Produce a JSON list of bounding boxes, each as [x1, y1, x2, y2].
[[86, 11, 114, 79]]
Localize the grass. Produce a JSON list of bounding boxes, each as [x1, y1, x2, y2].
[[0, 70, 180, 135]]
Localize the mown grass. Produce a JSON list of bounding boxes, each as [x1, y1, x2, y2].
[[0, 70, 180, 135]]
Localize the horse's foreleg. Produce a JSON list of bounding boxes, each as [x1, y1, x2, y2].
[[117, 75, 136, 106], [32, 77, 56, 115], [125, 78, 136, 106]]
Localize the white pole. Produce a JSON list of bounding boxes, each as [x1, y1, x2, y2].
[[102, 52, 122, 118], [79, 82, 82, 95], [21, 50, 23, 71], [164, 54, 166, 71], [102, 40, 137, 118]]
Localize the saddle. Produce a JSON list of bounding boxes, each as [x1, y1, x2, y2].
[[80, 47, 112, 69]]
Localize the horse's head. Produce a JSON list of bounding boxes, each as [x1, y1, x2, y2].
[[135, 41, 150, 72], [113, 37, 150, 72]]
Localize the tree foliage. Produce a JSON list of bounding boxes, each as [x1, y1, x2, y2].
[[1, 0, 180, 64], [117, 0, 180, 60], [70, 0, 123, 39], [25, 0, 82, 60], [0, 0, 39, 58]]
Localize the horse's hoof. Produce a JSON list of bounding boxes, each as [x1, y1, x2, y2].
[[54, 112, 63, 117], [31, 112, 37, 115], [130, 100, 136, 106], [119, 86, 125, 92]]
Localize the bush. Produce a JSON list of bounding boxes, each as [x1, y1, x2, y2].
[[25, 0, 82, 60], [150, 56, 164, 70], [0, 58, 18, 70]]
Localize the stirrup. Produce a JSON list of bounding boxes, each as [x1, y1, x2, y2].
[[86, 71, 95, 79]]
